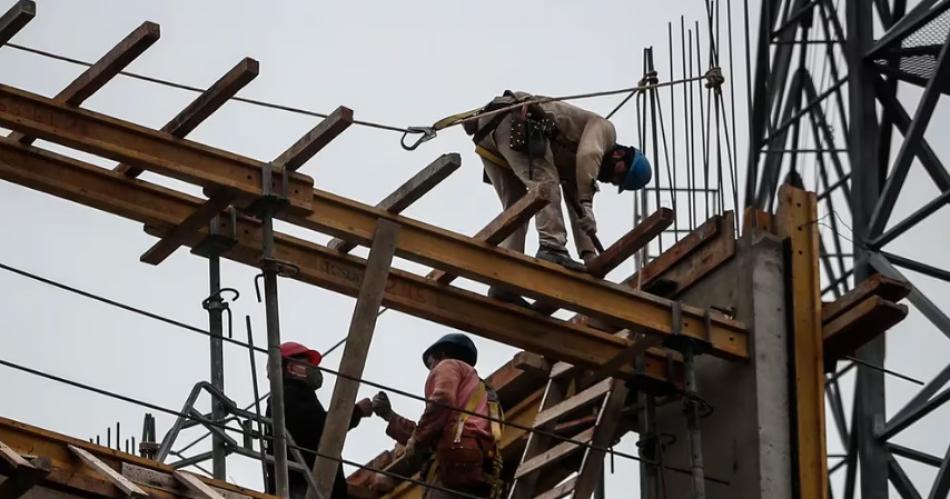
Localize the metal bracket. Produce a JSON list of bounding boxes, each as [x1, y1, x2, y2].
[[245, 162, 290, 218], [192, 207, 239, 258], [662, 301, 713, 355]]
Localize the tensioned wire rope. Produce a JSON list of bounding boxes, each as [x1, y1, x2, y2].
[[2, 42, 718, 144], [0, 259, 731, 485]]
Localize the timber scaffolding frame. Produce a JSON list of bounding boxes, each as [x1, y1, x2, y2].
[[0, 2, 913, 499]]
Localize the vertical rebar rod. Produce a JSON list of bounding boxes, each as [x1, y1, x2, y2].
[[682, 18, 695, 230], [208, 254, 227, 479], [261, 208, 290, 498], [647, 48, 663, 253], [688, 28, 698, 227], [726, 0, 741, 228], [245, 315, 270, 488], [696, 21, 711, 219], [684, 343, 706, 499], [638, 389, 659, 499], [669, 22, 680, 242], [116, 422, 121, 451]]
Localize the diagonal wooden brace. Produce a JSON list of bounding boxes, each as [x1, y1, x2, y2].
[[328, 153, 462, 253]]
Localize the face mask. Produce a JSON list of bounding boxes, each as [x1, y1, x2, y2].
[[286, 361, 324, 390]]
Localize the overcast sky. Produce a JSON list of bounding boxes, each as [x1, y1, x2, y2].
[[1, 1, 948, 497]]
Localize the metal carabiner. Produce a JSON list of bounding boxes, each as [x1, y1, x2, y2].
[[400, 126, 437, 151]]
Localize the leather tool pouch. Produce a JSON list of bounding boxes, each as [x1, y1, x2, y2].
[[436, 437, 486, 489], [508, 104, 556, 159]]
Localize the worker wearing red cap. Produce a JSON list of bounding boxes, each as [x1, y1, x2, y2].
[[265, 342, 373, 499], [371, 333, 505, 499]]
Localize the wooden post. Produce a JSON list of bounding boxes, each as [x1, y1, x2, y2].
[[775, 184, 828, 499], [310, 219, 401, 499]]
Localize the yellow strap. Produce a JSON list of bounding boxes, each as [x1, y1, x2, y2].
[[488, 402, 503, 442], [453, 382, 489, 443], [474, 145, 510, 169]]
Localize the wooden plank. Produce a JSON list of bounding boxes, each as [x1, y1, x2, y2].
[[427, 184, 552, 284], [532, 378, 612, 429], [0, 456, 50, 499], [623, 213, 722, 289], [174, 470, 227, 499], [535, 477, 578, 499], [514, 428, 595, 480], [117, 57, 260, 177], [823, 296, 908, 364], [140, 194, 235, 264], [821, 274, 910, 324], [272, 106, 353, 172], [139, 101, 346, 264], [328, 154, 463, 254], [0, 438, 33, 469], [572, 379, 630, 497], [68, 444, 148, 496], [0, 0, 34, 47], [587, 208, 675, 278], [10, 21, 161, 145], [513, 351, 552, 378], [311, 220, 400, 499], [592, 333, 665, 380], [532, 208, 674, 315], [775, 185, 828, 499]]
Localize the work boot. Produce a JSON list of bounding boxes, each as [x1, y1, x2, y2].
[[488, 286, 531, 308], [536, 245, 587, 272]]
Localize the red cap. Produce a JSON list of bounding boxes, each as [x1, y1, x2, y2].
[[279, 342, 322, 367]]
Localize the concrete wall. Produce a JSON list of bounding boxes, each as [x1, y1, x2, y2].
[[642, 231, 793, 499]]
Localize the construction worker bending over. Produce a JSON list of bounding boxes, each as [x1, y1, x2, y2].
[[265, 341, 374, 499], [466, 91, 652, 304], [371, 334, 505, 499]]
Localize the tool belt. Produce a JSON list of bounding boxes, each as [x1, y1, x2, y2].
[[472, 92, 558, 160], [426, 381, 505, 496]]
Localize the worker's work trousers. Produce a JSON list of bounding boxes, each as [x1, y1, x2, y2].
[[481, 115, 597, 259]]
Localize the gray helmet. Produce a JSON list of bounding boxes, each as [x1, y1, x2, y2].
[[422, 333, 478, 367]]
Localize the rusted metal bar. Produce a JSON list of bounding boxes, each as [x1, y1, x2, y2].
[[116, 57, 260, 177], [328, 154, 462, 254]]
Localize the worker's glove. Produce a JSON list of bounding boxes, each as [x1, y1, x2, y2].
[[355, 398, 374, 418], [402, 436, 428, 468], [372, 391, 394, 421], [577, 202, 597, 235]]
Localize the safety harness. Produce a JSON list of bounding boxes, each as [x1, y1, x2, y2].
[[424, 380, 505, 498]]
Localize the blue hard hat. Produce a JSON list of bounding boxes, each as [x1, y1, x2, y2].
[[422, 333, 478, 367], [619, 148, 652, 192]]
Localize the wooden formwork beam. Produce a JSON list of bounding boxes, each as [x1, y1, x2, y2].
[[328, 154, 462, 254], [0, 85, 750, 361], [0, 417, 275, 498], [0, 84, 316, 213], [116, 57, 261, 177], [532, 207, 675, 315], [9, 21, 161, 145], [140, 105, 351, 265], [427, 184, 553, 284], [0, 0, 34, 47], [0, 138, 680, 378], [775, 184, 828, 499]]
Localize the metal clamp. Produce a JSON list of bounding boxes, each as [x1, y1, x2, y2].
[[246, 162, 290, 218], [253, 261, 301, 303], [400, 126, 437, 151]]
